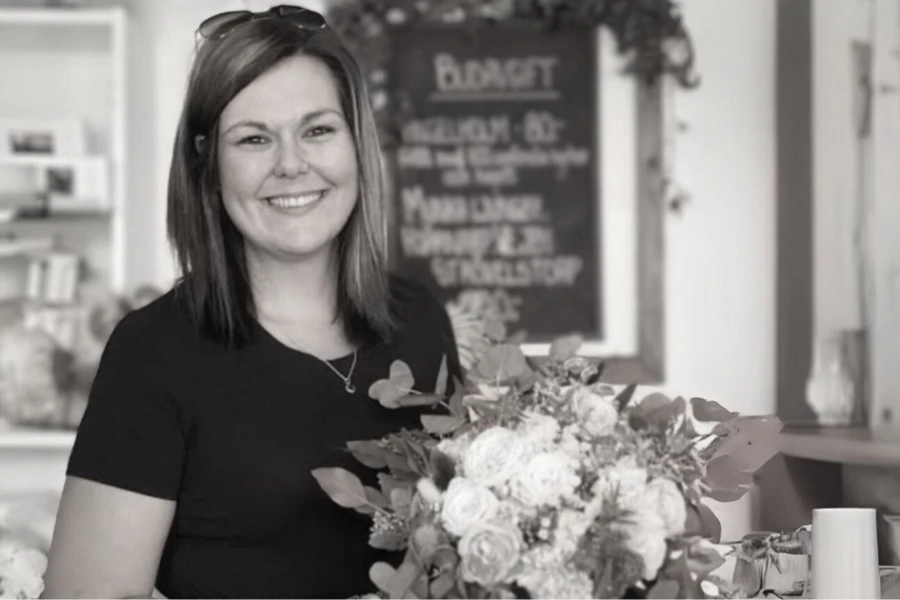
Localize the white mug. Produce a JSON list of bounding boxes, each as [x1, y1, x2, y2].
[[811, 507, 880, 599]]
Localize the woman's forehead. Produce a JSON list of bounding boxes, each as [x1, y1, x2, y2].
[[220, 54, 342, 128]]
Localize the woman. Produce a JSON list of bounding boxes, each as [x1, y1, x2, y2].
[[42, 6, 461, 599]]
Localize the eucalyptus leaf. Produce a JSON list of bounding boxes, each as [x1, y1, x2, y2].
[[691, 396, 738, 422], [395, 394, 444, 408], [391, 487, 413, 516], [365, 486, 388, 508], [705, 454, 755, 496], [389, 560, 422, 599], [311, 467, 368, 509], [431, 572, 456, 598], [370, 562, 397, 593], [347, 440, 389, 469], [422, 415, 466, 435], [435, 355, 449, 396], [369, 361, 416, 408], [549, 334, 583, 362], [448, 377, 466, 417], [471, 344, 531, 384]]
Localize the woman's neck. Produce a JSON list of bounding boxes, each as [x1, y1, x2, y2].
[[248, 245, 340, 326]]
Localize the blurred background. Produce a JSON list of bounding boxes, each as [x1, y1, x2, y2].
[[0, 0, 897, 575]]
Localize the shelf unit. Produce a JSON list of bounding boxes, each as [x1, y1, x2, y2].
[[0, 5, 128, 294], [0, 425, 75, 451]]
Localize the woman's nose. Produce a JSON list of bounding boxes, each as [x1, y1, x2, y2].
[[273, 139, 310, 178]]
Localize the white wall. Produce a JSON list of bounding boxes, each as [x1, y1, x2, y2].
[[665, 0, 777, 539]]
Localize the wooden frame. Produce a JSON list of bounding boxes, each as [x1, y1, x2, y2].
[[582, 79, 666, 385]]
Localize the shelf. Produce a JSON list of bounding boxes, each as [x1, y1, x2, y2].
[[0, 236, 52, 257], [779, 426, 900, 466], [0, 7, 123, 27], [0, 155, 109, 169], [0, 425, 75, 450]]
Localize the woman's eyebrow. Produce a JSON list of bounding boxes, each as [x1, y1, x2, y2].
[[222, 109, 342, 136]]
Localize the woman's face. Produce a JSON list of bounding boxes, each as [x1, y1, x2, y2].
[[217, 54, 358, 265]]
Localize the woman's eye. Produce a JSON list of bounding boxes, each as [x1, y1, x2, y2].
[[305, 125, 335, 138], [238, 135, 267, 145]]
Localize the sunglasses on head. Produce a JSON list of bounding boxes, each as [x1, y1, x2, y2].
[[197, 5, 327, 41]]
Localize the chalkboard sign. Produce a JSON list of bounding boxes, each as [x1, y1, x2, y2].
[[389, 23, 601, 343]]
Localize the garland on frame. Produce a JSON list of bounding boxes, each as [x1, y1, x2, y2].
[[326, 0, 699, 146]]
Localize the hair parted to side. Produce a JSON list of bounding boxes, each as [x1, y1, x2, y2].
[[167, 16, 395, 347]]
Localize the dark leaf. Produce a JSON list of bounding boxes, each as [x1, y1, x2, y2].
[[347, 440, 389, 469], [615, 383, 638, 411], [422, 415, 467, 435], [433, 545, 460, 572], [369, 360, 416, 408], [435, 355, 449, 396], [549, 335, 583, 362], [712, 416, 784, 472], [707, 488, 751, 503], [431, 572, 456, 598], [705, 455, 754, 493], [686, 546, 726, 577], [647, 578, 680, 599], [685, 501, 722, 543], [311, 467, 368, 509], [472, 344, 531, 384], [691, 397, 738, 422], [430, 449, 456, 490]]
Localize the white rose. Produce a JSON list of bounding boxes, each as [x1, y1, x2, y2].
[[436, 431, 474, 465], [573, 387, 619, 437], [643, 477, 687, 536], [623, 524, 668, 580], [591, 461, 649, 513], [520, 411, 560, 450], [462, 427, 527, 488], [458, 521, 522, 586], [441, 477, 500, 537], [513, 452, 580, 508]]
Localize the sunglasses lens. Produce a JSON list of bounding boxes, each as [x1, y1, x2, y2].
[[279, 6, 327, 29], [198, 11, 250, 39]]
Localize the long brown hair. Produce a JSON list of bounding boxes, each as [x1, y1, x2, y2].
[[167, 16, 394, 347]]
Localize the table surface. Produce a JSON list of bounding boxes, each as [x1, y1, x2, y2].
[[779, 426, 900, 466]]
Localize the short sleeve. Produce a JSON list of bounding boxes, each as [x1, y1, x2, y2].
[[66, 311, 186, 500]]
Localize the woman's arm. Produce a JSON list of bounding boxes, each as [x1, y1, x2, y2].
[[41, 476, 176, 599]]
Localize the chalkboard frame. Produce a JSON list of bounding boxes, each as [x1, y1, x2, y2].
[[381, 26, 668, 385]]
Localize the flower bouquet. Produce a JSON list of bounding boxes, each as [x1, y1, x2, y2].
[[312, 334, 783, 599]]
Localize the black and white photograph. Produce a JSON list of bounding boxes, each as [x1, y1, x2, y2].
[[0, 1, 899, 599]]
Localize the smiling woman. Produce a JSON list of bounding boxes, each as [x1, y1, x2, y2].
[[38, 5, 462, 600]]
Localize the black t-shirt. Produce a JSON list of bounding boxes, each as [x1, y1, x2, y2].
[[66, 276, 461, 599]]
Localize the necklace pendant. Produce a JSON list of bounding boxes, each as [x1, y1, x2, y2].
[[345, 381, 356, 394]]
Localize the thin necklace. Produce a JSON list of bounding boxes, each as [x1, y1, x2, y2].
[[280, 329, 358, 394], [319, 350, 358, 394]]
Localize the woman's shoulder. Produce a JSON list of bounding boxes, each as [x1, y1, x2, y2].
[[104, 287, 195, 356], [388, 274, 447, 324]]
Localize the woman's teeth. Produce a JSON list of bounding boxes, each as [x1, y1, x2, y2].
[[266, 191, 325, 208]]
